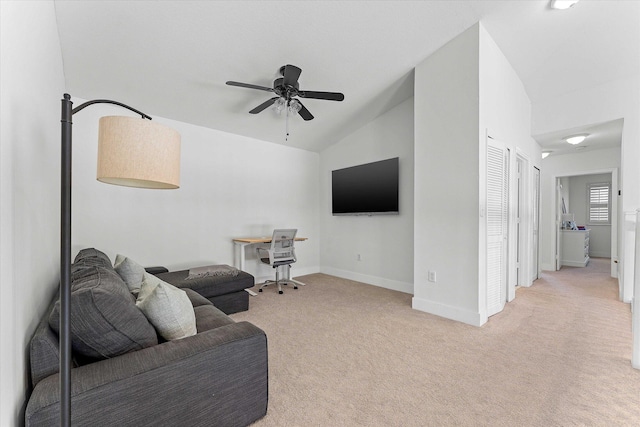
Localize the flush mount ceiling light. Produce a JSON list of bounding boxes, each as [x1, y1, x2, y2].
[[565, 134, 588, 145], [551, 0, 580, 10]]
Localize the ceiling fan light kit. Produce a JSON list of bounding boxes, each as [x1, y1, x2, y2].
[[288, 99, 302, 114], [274, 97, 286, 114], [226, 64, 344, 142]]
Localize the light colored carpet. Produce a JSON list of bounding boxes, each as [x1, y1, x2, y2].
[[231, 258, 640, 426]]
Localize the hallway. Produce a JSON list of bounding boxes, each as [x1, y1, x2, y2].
[[538, 257, 619, 300], [497, 257, 639, 423]]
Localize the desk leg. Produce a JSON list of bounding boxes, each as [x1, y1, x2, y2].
[[237, 243, 260, 296], [233, 242, 249, 271]]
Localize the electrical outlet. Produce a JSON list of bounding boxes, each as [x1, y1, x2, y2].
[[428, 271, 436, 282], [356, 253, 362, 261]]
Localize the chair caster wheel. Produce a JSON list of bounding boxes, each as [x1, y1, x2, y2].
[[279, 291, 283, 294], [259, 289, 263, 292], [294, 286, 298, 289]]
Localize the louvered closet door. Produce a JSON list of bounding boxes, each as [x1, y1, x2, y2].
[[486, 139, 508, 317]]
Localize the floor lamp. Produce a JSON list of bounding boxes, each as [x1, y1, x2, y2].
[[59, 93, 180, 426]]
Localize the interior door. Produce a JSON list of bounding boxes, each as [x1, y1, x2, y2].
[[486, 138, 509, 317], [556, 178, 563, 271], [531, 167, 540, 281], [516, 157, 523, 287]]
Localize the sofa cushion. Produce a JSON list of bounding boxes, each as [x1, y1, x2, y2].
[[49, 266, 158, 359], [73, 247, 112, 267], [114, 254, 146, 293], [136, 273, 197, 341]]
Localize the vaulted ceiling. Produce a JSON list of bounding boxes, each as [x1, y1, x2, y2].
[[54, 1, 639, 152]]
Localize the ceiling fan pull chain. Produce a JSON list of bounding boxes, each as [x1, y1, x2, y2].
[[285, 101, 290, 143]]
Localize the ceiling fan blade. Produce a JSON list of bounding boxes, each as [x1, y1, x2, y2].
[[249, 97, 279, 114], [299, 91, 344, 101], [282, 65, 302, 87], [297, 101, 314, 121], [226, 81, 274, 92]]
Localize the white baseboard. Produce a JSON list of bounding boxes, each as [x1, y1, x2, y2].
[[412, 296, 484, 326], [540, 262, 556, 271], [319, 267, 413, 294], [633, 297, 640, 370], [291, 265, 320, 277]]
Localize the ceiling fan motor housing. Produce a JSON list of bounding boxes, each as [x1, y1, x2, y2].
[[273, 77, 299, 98]]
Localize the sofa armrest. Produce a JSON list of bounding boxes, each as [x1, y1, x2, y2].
[[26, 321, 268, 427], [183, 287, 213, 307]]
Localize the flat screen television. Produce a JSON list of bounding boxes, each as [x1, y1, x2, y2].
[[331, 157, 399, 216]]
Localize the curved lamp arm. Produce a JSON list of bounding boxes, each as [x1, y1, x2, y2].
[[71, 96, 152, 120]]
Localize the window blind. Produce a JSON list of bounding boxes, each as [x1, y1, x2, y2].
[[588, 183, 610, 224]]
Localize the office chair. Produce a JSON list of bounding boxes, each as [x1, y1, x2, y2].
[[256, 229, 305, 294]]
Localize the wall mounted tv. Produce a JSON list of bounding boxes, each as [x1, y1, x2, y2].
[[332, 157, 399, 216]]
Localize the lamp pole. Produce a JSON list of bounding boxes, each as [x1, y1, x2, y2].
[[58, 94, 152, 426], [59, 94, 73, 427]]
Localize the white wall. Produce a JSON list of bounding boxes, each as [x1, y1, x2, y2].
[[568, 173, 612, 258], [319, 98, 414, 293], [413, 23, 537, 326], [539, 147, 621, 271], [413, 24, 481, 325], [0, 1, 65, 425], [70, 102, 320, 283]]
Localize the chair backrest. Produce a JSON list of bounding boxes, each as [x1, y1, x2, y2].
[[270, 229, 297, 264]]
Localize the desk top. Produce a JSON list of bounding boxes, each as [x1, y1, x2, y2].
[[233, 237, 308, 244]]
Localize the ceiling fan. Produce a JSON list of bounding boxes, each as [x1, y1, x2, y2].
[[226, 64, 344, 121]]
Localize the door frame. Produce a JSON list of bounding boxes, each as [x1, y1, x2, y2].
[[552, 168, 618, 277], [512, 151, 533, 293], [532, 166, 541, 281]]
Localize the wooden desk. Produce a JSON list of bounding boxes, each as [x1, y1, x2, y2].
[[232, 236, 307, 271]]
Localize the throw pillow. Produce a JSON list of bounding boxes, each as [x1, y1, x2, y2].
[[49, 266, 158, 359], [136, 273, 197, 341], [114, 254, 146, 293]]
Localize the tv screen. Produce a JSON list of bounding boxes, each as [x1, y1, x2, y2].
[[332, 157, 399, 216]]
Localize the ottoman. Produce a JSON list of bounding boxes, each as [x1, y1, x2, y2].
[[151, 268, 255, 314]]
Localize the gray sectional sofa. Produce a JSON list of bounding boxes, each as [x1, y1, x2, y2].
[[25, 248, 268, 426]]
